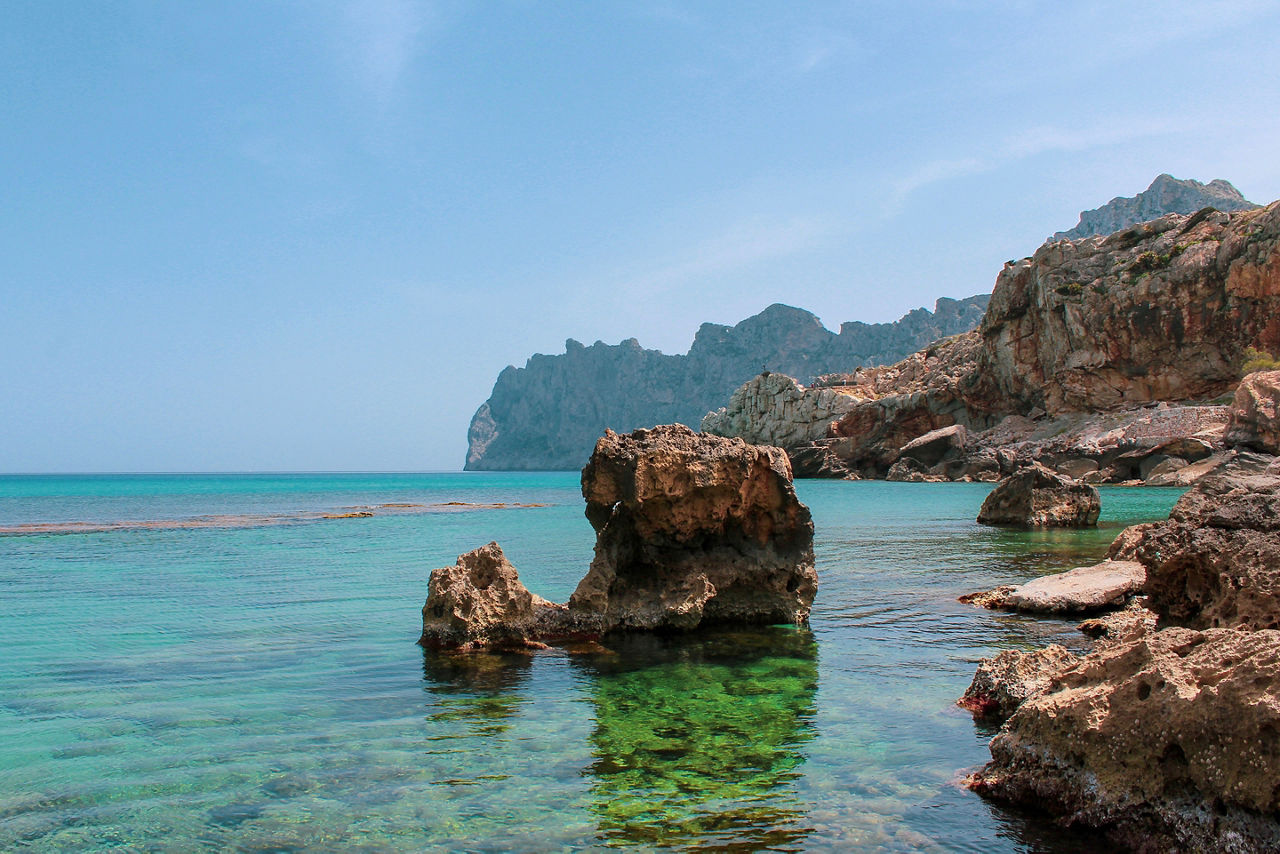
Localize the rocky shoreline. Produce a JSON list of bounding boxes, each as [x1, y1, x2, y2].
[[958, 450, 1280, 852]]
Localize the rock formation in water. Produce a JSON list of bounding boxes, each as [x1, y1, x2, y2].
[[418, 542, 567, 650], [976, 463, 1101, 528], [570, 425, 817, 633], [958, 646, 1080, 722], [422, 426, 816, 649], [964, 460, 1280, 851], [1051, 174, 1256, 242], [709, 199, 1280, 484], [465, 296, 990, 470]]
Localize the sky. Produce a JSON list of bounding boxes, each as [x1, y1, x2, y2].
[[4, 0, 1280, 472]]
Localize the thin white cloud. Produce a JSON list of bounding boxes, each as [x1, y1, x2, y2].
[[610, 217, 834, 299], [341, 0, 429, 104], [888, 157, 989, 214]]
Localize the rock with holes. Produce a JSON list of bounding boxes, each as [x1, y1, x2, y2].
[[1110, 460, 1280, 630], [958, 645, 1079, 722], [569, 425, 816, 633], [419, 542, 566, 650], [977, 463, 1101, 528], [967, 626, 1280, 852]]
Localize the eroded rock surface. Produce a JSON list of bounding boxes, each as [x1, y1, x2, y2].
[[958, 645, 1079, 722], [419, 542, 564, 650], [570, 425, 817, 633], [968, 626, 1280, 853], [967, 459, 1280, 851], [977, 464, 1101, 528], [1110, 462, 1280, 630], [423, 427, 817, 649]]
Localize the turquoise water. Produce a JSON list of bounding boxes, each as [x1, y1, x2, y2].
[[0, 474, 1183, 852]]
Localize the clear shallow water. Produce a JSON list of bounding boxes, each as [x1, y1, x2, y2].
[[0, 474, 1183, 852]]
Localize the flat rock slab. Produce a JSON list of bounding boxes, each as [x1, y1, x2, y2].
[[1003, 560, 1146, 614]]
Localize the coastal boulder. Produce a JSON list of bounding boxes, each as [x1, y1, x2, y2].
[[958, 645, 1079, 722], [976, 463, 1101, 527], [964, 560, 1145, 615], [1225, 370, 1280, 454], [419, 542, 564, 650], [967, 626, 1280, 852], [569, 425, 817, 632], [1110, 462, 1280, 630]]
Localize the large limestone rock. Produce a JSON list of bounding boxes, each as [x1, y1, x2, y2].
[[968, 626, 1280, 852], [423, 427, 817, 649], [570, 425, 817, 632], [701, 371, 857, 449], [1226, 370, 1280, 454], [1051, 173, 1256, 241], [977, 463, 1101, 527], [1111, 463, 1280, 630], [465, 297, 990, 470], [967, 460, 1280, 850], [979, 202, 1280, 416], [418, 542, 564, 650]]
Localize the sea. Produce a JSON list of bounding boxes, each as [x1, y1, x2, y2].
[[0, 473, 1185, 852]]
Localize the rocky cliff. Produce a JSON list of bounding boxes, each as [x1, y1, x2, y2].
[[465, 296, 989, 470], [1051, 174, 1255, 241], [709, 199, 1280, 482]]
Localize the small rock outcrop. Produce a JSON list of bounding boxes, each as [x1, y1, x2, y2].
[[570, 425, 817, 633], [958, 645, 1080, 722], [418, 542, 564, 650], [1226, 370, 1280, 455], [1051, 173, 1256, 241], [422, 426, 817, 649], [976, 464, 1101, 528], [966, 560, 1145, 615]]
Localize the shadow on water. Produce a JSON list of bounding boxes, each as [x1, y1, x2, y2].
[[570, 626, 819, 850]]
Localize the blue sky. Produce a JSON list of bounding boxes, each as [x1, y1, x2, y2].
[[4, 0, 1279, 472]]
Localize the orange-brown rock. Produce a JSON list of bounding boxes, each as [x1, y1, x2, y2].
[[958, 645, 1079, 722], [418, 542, 565, 650], [976, 463, 1101, 528], [967, 626, 1280, 853], [978, 203, 1280, 415], [569, 425, 816, 632], [1226, 370, 1280, 454], [421, 427, 817, 648]]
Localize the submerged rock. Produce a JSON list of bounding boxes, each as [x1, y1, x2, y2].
[[570, 425, 817, 633], [422, 426, 817, 649], [977, 463, 1101, 528]]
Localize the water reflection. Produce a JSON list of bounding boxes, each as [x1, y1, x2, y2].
[[420, 650, 534, 737], [572, 627, 819, 849]]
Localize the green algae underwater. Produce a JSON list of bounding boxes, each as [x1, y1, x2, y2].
[[0, 473, 1182, 851]]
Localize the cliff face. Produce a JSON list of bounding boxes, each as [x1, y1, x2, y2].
[[465, 296, 990, 470], [1051, 174, 1255, 241], [709, 200, 1280, 482], [981, 203, 1280, 414]]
